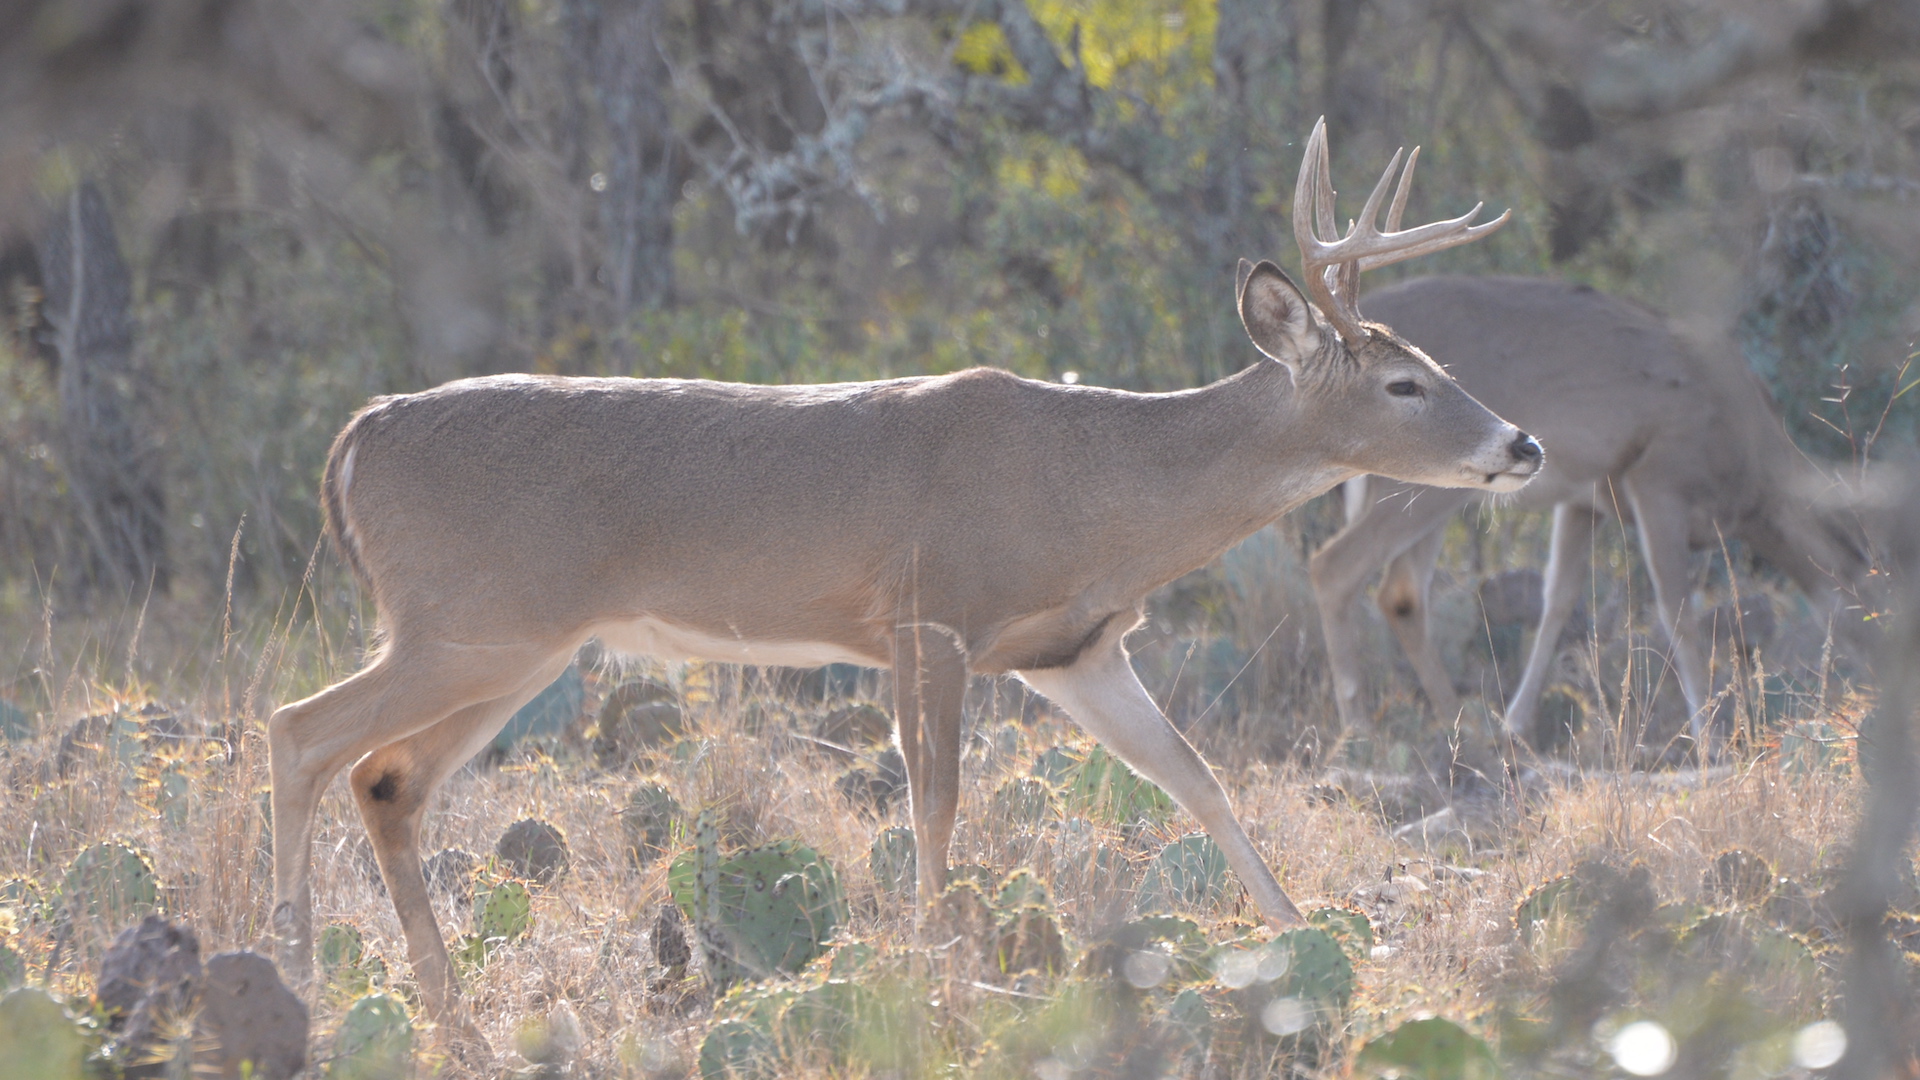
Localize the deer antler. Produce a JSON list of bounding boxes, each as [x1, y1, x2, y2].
[[1293, 117, 1511, 343]]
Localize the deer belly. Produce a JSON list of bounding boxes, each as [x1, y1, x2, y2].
[[593, 616, 882, 669]]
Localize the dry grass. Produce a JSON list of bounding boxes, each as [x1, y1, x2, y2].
[[0, 524, 1888, 1078]]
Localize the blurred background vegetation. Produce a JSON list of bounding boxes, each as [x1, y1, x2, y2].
[[0, 0, 1917, 705]]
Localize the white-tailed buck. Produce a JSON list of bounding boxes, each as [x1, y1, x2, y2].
[[1309, 276, 1873, 747], [268, 119, 1539, 1041]]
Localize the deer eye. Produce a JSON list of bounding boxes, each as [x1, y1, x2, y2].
[[1387, 379, 1422, 397]]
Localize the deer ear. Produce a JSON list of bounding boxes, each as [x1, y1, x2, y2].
[[1235, 258, 1255, 299], [1238, 260, 1319, 367]]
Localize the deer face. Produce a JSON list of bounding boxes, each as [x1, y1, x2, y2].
[[1239, 260, 1542, 493]]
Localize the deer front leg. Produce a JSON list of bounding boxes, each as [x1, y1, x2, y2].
[[1377, 526, 1460, 723], [1504, 502, 1598, 742], [891, 623, 969, 909], [1310, 486, 1472, 736], [1019, 632, 1304, 929]]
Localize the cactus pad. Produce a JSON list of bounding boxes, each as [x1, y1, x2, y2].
[[1307, 906, 1375, 962], [333, 992, 412, 1079], [869, 826, 915, 895], [695, 842, 846, 986], [1356, 1016, 1499, 1080], [621, 782, 683, 866], [1138, 834, 1232, 912], [0, 988, 85, 1078], [989, 776, 1056, 825], [61, 841, 158, 927]]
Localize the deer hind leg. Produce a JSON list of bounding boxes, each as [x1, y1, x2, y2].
[[1019, 632, 1305, 930], [1310, 485, 1473, 734], [266, 641, 557, 991], [1504, 502, 1599, 743], [1624, 484, 1713, 747], [1377, 525, 1460, 724], [891, 623, 968, 910], [347, 654, 570, 1045]]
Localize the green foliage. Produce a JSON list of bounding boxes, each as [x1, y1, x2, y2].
[[0, 988, 87, 1079], [868, 826, 915, 896], [60, 841, 158, 928], [1137, 834, 1232, 912], [1062, 745, 1175, 826], [1358, 1017, 1502, 1080], [620, 782, 683, 866], [329, 992, 412, 1080], [1307, 906, 1375, 962]]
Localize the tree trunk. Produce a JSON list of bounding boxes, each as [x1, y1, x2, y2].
[[569, 0, 676, 313], [38, 180, 168, 597]]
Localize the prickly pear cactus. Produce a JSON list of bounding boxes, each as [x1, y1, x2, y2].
[[0, 987, 86, 1078], [318, 923, 385, 997], [1261, 926, 1354, 1014], [1137, 834, 1232, 912], [995, 868, 1051, 912], [694, 839, 847, 988], [1356, 1016, 1500, 1080], [475, 877, 534, 943], [61, 841, 159, 928], [699, 982, 797, 1080], [621, 782, 683, 866], [869, 826, 915, 895], [1306, 906, 1375, 962], [495, 817, 570, 883], [989, 776, 1055, 825], [1030, 745, 1081, 786], [1064, 745, 1173, 826], [994, 906, 1067, 976], [332, 991, 412, 1080]]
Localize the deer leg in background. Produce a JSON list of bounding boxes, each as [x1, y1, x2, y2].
[[891, 622, 968, 910], [347, 656, 571, 1047], [266, 641, 555, 990], [1623, 483, 1713, 747], [1504, 501, 1599, 743], [1376, 524, 1461, 724], [1019, 629, 1305, 929], [1310, 486, 1475, 734]]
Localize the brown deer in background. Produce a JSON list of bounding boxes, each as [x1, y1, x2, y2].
[[1308, 276, 1873, 749], [266, 119, 1539, 1045]]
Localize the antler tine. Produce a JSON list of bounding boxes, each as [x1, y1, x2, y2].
[[1292, 118, 1369, 342], [1288, 119, 1511, 341], [1384, 146, 1417, 233]]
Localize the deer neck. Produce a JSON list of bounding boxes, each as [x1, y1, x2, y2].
[[1115, 360, 1353, 562]]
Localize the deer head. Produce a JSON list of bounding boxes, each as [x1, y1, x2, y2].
[[1237, 118, 1540, 493]]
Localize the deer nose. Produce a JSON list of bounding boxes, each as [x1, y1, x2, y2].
[[1509, 432, 1543, 466]]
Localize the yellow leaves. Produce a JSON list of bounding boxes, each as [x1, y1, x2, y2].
[[952, 0, 1217, 106], [954, 22, 1027, 84], [1030, 0, 1215, 97]]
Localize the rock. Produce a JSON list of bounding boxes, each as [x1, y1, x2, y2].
[[496, 818, 570, 883], [197, 951, 308, 1080], [654, 902, 691, 975], [594, 679, 682, 766], [97, 916, 201, 1072], [423, 848, 479, 906]]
